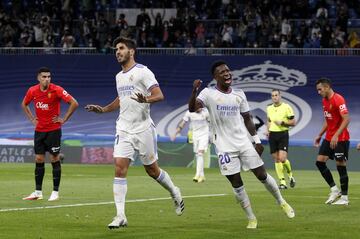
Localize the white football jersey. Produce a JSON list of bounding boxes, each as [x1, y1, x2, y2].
[[197, 87, 251, 152], [115, 63, 158, 134], [182, 108, 209, 139]]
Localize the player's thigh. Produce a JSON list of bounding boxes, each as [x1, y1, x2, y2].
[[334, 141, 350, 162], [318, 140, 332, 161], [239, 145, 264, 171], [44, 129, 62, 155], [216, 151, 241, 176], [277, 131, 289, 152], [268, 132, 279, 154], [34, 131, 47, 155], [196, 136, 209, 153], [135, 126, 158, 165], [113, 131, 135, 161]]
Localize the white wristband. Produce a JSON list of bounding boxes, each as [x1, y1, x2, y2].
[[252, 135, 261, 144]]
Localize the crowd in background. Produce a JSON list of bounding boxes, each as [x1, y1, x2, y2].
[[0, 0, 360, 52]]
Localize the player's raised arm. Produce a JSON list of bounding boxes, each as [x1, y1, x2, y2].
[[85, 97, 120, 113], [189, 79, 203, 112]]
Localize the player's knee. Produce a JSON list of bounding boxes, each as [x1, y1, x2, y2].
[[35, 155, 45, 163], [316, 161, 326, 171], [196, 152, 203, 157]]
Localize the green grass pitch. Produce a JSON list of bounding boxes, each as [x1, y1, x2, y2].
[[0, 164, 359, 239]]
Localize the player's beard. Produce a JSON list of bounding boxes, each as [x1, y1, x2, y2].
[[40, 81, 50, 91], [119, 51, 131, 66]]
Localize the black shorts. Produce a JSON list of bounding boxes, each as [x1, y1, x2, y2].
[[34, 129, 62, 155], [269, 131, 289, 154], [318, 140, 349, 161]]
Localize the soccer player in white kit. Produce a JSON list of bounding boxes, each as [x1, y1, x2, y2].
[[85, 37, 184, 229], [188, 60, 295, 229], [171, 108, 210, 182]]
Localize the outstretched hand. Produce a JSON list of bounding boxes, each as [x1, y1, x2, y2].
[[85, 104, 104, 113], [131, 93, 147, 103]]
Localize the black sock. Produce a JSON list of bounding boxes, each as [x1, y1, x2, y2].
[[316, 161, 336, 187], [51, 161, 61, 191], [337, 165, 348, 195], [35, 162, 45, 190]]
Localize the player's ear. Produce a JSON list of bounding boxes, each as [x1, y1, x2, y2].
[[130, 49, 135, 57]]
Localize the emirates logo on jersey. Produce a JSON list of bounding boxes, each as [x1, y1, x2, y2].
[[36, 102, 49, 110]]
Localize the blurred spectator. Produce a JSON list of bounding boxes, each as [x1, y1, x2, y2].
[[348, 31, 360, 48], [321, 24, 332, 48], [194, 22, 205, 47], [220, 22, 233, 47], [61, 29, 75, 48]]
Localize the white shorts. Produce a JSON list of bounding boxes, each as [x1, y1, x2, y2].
[[113, 125, 158, 165], [216, 145, 264, 176], [193, 135, 209, 153]]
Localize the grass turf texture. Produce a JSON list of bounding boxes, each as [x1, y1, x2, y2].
[[0, 164, 359, 239]]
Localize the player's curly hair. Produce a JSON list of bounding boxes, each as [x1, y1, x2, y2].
[[211, 60, 227, 76]]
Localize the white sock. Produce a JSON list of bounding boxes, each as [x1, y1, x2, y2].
[[35, 190, 42, 195], [156, 169, 176, 195], [330, 185, 339, 192], [196, 153, 204, 177], [261, 173, 285, 204], [113, 177, 127, 216], [233, 186, 256, 220]]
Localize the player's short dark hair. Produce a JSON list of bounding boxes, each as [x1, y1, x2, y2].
[[316, 77, 332, 87], [113, 37, 137, 50], [37, 67, 51, 75], [272, 89, 281, 94], [211, 60, 227, 76]]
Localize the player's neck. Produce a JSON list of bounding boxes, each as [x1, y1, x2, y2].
[[121, 60, 136, 72], [274, 102, 282, 107], [216, 84, 231, 93], [326, 90, 335, 100], [39, 84, 49, 92]]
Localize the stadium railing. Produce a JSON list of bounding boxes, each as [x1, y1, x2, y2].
[[0, 47, 360, 56]]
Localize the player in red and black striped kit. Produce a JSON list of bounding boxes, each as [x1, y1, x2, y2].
[[21, 67, 78, 201], [314, 78, 350, 205]]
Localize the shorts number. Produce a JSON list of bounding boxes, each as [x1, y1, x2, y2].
[[115, 135, 119, 145], [219, 153, 230, 165]]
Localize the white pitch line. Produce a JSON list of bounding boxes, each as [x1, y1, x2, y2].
[[0, 193, 227, 213]]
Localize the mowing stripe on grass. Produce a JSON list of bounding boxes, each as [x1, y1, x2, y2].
[[0, 193, 227, 213]]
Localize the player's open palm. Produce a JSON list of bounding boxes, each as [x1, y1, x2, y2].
[[85, 104, 103, 113], [131, 93, 147, 103]]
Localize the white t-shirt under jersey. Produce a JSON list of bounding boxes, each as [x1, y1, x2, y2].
[[182, 108, 210, 139], [115, 63, 158, 134], [197, 86, 251, 152]]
